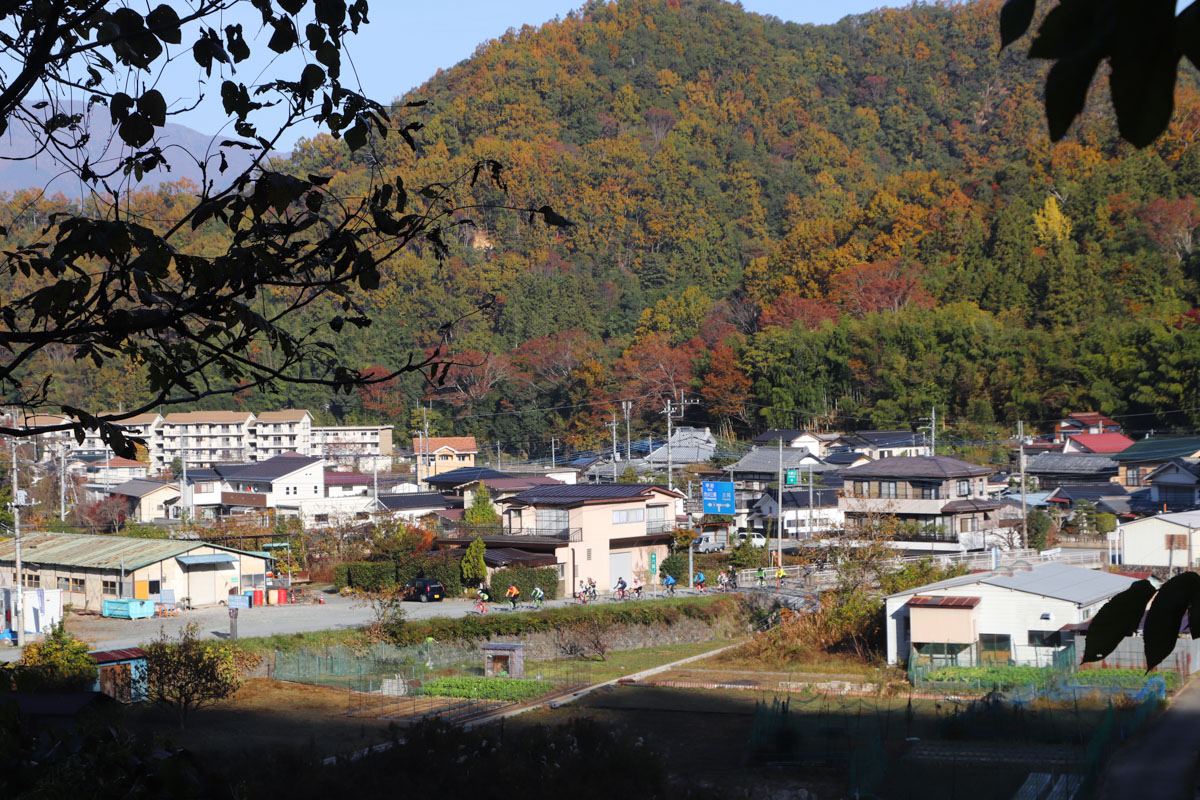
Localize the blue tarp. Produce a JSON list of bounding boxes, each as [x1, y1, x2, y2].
[[176, 553, 239, 566]]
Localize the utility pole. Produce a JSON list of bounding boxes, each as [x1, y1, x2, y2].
[[59, 443, 67, 522], [776, 437, 783, 568], [1019, 420, 1028, 550], [180, 436, 189, 524], [11, 437, 24, 647], [661, 392, 697, 492], [622, 400, 632, 461], [550, 437, 558, 469], [496, 441, 501, 470], [608, 412, 619, 482], [807, 463, 814, 540], [919, 405, 937, 456], [423, 406, 430, 479]]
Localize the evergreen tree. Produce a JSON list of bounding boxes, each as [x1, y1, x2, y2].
[[461, 537, 488, 587], [464, 485, 500, 527]]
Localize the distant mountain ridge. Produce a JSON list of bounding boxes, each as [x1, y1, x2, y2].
[[0, 100, 263, 197]]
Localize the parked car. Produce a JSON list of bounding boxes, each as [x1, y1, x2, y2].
[[737, 532, 768, 548], [694, 534, 724, 553], [401, 578, 445, 602]]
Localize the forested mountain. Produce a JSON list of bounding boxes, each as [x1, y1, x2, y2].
[[6, 0, 1200, 454]]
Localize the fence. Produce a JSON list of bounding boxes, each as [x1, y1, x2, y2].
[[908, 643, 1079, 688], [274, 642, 594, 722], [745, 690, 1143, 799]]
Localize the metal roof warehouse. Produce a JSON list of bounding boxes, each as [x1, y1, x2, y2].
[[0, 532, 270, 611]]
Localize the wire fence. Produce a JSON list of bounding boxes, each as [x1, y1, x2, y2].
[[273, 642, 595, 722]]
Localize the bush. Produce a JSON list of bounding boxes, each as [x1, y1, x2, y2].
[[420, 551, 465, 597], [659, 552, 688, 581], [490, 565, 559, 601], [345, 561, 396, 592], [13, 620, 97, 692], [382, 595, 743, 646], [333, 563, 351, 591]]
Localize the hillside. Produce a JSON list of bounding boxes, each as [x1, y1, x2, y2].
[[5, 0, 1200, 454]]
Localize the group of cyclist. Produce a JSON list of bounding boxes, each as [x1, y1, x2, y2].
[[473, 583, 546, 613], [473, 562, 782, 613]]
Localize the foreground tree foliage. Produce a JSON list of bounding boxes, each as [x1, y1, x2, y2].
[[1084, 572, 1200, 671], [142, 623, 239, 729], [11, 621, 96, 692], [0, 0, 566, 455]]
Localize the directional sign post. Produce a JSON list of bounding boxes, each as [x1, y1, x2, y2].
[[785, 468, 799, 486], [701, 481, 735, 515]]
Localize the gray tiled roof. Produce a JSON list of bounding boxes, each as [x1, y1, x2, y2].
[[1025, 453, 1117, 475], [110, 478, 175, 498], [727, 447, 834, 474], [838, 456, 994, 479], [186, 453, 322, 482], [506, 483, 677, 505]]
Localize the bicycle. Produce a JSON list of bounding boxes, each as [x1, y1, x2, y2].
[[473, 600, 489, 614], [664, 582, 677, 597]]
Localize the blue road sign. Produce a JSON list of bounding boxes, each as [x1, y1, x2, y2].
[[701, 481, 735, 515]]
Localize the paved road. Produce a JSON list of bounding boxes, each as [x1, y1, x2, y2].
[[0, 587, 702, 660], [1096, 680, 1200, 800]]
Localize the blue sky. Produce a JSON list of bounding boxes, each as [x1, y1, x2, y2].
[[155, 1, 897, 146]]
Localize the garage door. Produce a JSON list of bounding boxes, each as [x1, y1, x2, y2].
[[609, 551, 632, 590]]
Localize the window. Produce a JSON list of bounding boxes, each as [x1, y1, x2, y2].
[[315, 514, 329, 523], [959, 517, 979, 533], [612, 508, 644, 524], [314, 486, 319, 495], [58, 577, 69, 591], [647, 505, 667, 527], [880, 481, 898, 499], [148, 580, 161, 595], [70, 577, 84, 593], [980, 633, 1011, 653], [197, 482, 214, 493], [919, 484, 939, 500], [586, 548, 592, 561], [21, 573, 39, 588], [853, 480, 866, 497], [102, 579, 118, 596], [1028, 630, 1061, 647], [1127, 467, 1143, 487], [957, 480, 970, 496], [556, 563, 566, 579], [1166, 533, 1189, 550], [536, 508, 569, 533]]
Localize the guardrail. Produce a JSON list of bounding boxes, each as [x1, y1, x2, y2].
[[733, 548, 1103, 595]]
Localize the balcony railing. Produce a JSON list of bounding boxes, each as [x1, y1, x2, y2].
[[439, 523, 582, 542], [646, 521, 674, 535]]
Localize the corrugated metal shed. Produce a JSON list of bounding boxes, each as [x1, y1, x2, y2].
[[0, 532, 260, 571]]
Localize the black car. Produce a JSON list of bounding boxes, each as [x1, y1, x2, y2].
[[402, 578, 445, 602]]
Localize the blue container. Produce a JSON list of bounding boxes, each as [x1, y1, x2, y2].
[[244, 590, 255, 608], [101, 598, 155, 619]]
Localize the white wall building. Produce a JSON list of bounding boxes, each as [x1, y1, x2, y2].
[[884, 562, 1134, 666], [250, 410, 314, 460], [1117, 510, 1200, 570]]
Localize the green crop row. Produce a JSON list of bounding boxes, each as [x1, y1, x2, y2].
[[1070, 668, 1180, 690], [921, 665, 1057, 689], [422, 677, 549, 701]]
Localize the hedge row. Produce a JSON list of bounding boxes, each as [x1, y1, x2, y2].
[[385, 595, 743, 646], [488, 565, 559, 601], [335, 551, 465, 596]]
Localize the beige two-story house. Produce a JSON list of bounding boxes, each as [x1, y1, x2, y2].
[[838, 456, 1002, 552], [436, 484, 682, 595]]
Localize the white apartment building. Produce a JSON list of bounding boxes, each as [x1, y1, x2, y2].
[[160, 411, 256, 470], [250, 410, 314, 460], [73, 413, 163, 462], [315, 424, 394, 470]]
